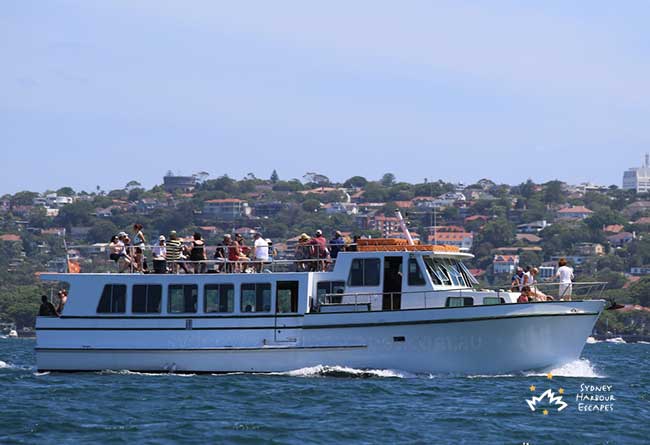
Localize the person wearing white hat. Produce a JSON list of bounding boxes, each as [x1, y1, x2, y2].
[[152, 235, 167, 273]]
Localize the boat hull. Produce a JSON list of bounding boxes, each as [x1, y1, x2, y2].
[[36, 300, 604, 374]]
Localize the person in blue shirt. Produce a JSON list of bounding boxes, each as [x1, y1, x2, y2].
[[329, 231, 345, 259]]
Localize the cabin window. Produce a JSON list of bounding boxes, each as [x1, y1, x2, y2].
[[277, 281, 299, 313], [443, 260, 468, 287], [97, 284, 126, 313], [423, 257, 450, 285], [316, 281, 346, 304], [445, 297, 474, 307], [168, 284, 198, 313], [241, 283, 271, 313], [132, 284, 162, 313], [407, 258, 426, 286], [348, 258, 380, 286], [204, 284, 234, 313], [483, 297, 505, 305]]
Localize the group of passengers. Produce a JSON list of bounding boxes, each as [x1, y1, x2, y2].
[[108, 224, 148, 273], [513, 258, 575, 302], [107, 224, 354, 274], [38, 289, 67, 317], [294, 230, 345, 272]]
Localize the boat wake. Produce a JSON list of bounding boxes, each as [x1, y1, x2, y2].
[[466, 359, 604, 379], [527, 359, 604, 378], [98, 369, 197, 377], [267, 365, 415, 379]]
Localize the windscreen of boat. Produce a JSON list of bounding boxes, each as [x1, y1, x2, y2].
[[423, 257, 475, 287], [423, 257, 450, 285]]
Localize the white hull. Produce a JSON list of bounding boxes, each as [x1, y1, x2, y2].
[[36, 300, 604, 374]]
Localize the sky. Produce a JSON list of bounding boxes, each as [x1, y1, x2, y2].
[[2, 1, 650, 195]]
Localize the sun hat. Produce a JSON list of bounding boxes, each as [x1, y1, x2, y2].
[[159, 235, 166, 241]]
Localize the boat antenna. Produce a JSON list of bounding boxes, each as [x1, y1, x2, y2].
[[395, 210, 415, 245]]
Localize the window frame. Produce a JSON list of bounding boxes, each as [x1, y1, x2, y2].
[[407, 257, 427, 286], [96, 284, 127, 314], [132, 284, 162, 314], [240, 283, 272, 313], [204, 283, 235, 313], [167, 284, 198, 314], [276, 281, 299, 313], [445, 296, 474, 307], [316, 280, 346, 304], [347, 258, 381, 287]]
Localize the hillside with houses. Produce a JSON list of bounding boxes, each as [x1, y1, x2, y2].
[[1, 171, 649, 335]]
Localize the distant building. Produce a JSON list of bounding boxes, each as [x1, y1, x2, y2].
[[556, 206, 594, 220], [623, 154, 650, 193], [369, 214, 401, 235], [574, 242, 605, 256], [630, 266, 650, 275], [493, 255, 519, 275], [428, 232, 473, 250], [203, 199, 250, 219], [163, 174, 196, 193], [606, 231, 635, 247], [253, 201, 285, 218]]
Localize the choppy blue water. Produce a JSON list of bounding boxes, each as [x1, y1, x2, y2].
[[0, 339, 648, 444]]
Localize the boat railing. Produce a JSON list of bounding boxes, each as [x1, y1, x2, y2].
[[319, 281, 609, 312], [491, 281, 608, 300]]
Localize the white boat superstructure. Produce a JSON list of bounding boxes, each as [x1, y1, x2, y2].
[[35, 239, 606, 374]]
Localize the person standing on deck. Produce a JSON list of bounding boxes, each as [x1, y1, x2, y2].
[[329, 231, 345, 260], [253, 232, 269, 272], [166, 231, 183, 273], [555, 258, 574, 300]]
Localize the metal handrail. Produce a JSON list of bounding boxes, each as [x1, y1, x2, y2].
[[495, 281, 607, 300]]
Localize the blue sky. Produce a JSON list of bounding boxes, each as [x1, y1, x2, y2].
[[2, 1, 650, 194]]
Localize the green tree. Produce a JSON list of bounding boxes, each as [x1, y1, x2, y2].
[[477, 218, 515, 247], [270, 170, 279, 183], [343, 176, 368, 188], [56, 187, 76, 197], [542, 180, 564, 204], [301, 199, 321, 213], [381, 173, 396, 187]]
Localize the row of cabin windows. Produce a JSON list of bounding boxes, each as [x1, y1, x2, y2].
[[347, 257, 475, 288], [445, 296, 505, 307], [97, 282, 299, 314]]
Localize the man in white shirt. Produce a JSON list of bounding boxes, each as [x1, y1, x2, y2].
[[253, 232, 269, 272], [555, 258, 574, 300]]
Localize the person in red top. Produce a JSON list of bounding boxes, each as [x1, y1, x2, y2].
[[227, 235, 249, 272], [517, 286, 532, 303], [309, 229, 329, 271]]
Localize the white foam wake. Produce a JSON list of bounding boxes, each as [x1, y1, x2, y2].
[[527, 359, 604, 379], [0, 360, 10, 369], [605, 337, 626, 344], [586, 336, 600, 344], [637, 341, 650, 345], [98, 369, 196, 377], [267, 365, 414, 379]]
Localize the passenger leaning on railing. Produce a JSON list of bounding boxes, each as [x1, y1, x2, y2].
[[166, 231, 183, 273]]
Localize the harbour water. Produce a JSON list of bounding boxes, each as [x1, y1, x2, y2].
[[1, 338, 648, 444]]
